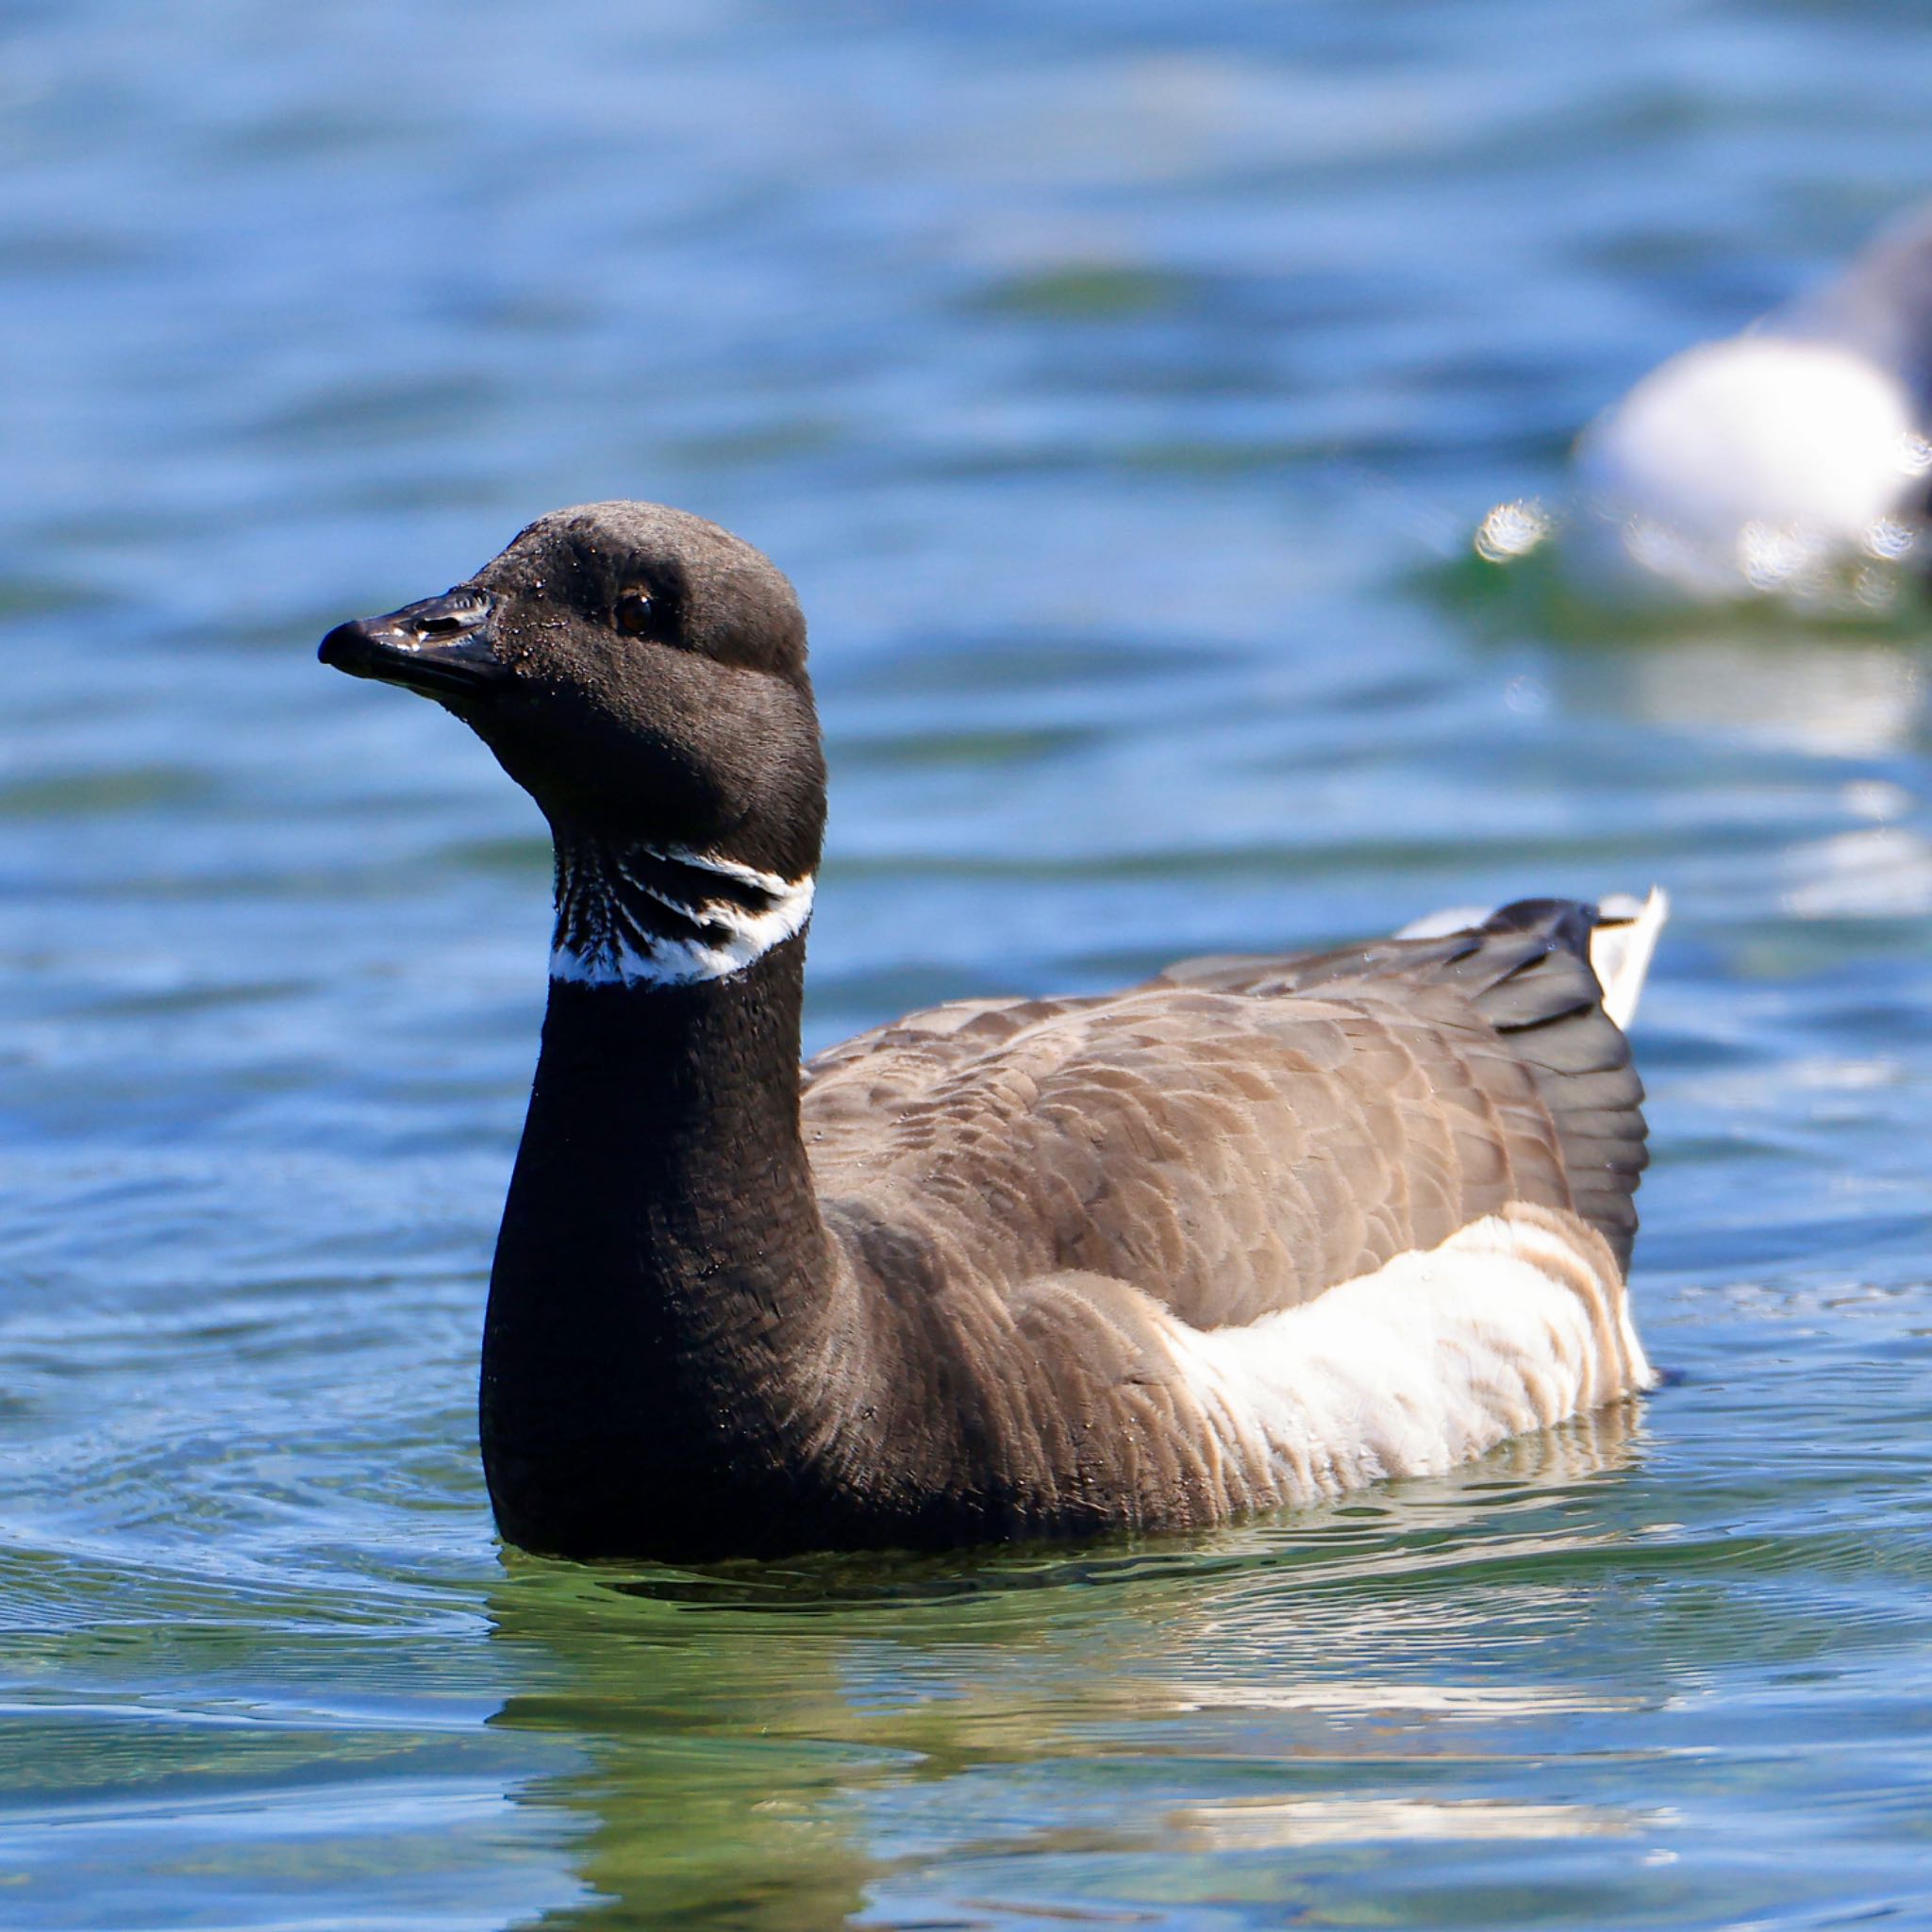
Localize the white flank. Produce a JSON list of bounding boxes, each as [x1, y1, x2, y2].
[[1571, 336, 1921, 595], [1589, 886, 1668, 1031], [1160, 1203, 1655, 1509], [551, 845, 816, 988]]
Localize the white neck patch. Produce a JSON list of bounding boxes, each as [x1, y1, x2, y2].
[[550, 841, 816, 988]]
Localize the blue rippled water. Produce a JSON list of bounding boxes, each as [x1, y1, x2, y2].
[[3, 3, 1930, 1926]]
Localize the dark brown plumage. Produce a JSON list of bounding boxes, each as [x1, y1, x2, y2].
[[321, 502, 1660, 1561]]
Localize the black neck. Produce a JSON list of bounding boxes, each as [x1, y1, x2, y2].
[[479, 932, 854, 1557]]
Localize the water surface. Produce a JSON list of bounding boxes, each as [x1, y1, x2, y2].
[[3, 3, 1930, 1926]]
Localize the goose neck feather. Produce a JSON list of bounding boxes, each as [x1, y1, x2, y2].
[[550, 832, 816, 988], [480, 936, 874, 1557]]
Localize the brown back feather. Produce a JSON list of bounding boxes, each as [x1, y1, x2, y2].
[[802, 899, 1647, 1328]]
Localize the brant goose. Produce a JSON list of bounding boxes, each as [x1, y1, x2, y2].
[[321, 502, 1665, 1561], [1566, 205, 1932, 597]]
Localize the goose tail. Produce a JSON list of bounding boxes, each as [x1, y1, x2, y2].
[[1589, 887, 1668, 1032], [1396, 887, 1668, 1034]]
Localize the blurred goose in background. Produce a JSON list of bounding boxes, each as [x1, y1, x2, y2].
[[321, 503, 1665, 1562], [1492, 205, 1932, 601]]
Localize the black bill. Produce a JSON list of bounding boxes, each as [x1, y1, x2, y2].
[[318, 588, 506, 697]]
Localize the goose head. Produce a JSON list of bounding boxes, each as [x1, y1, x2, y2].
[[321, 504, 827, 982], [320, 500, 826, 882]]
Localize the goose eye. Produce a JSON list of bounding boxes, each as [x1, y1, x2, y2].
[[614, 588, 654, 637]]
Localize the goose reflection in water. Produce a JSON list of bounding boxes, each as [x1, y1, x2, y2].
[[1547, 627, 1932, 922], [481, 1403, 1660, 1928]]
